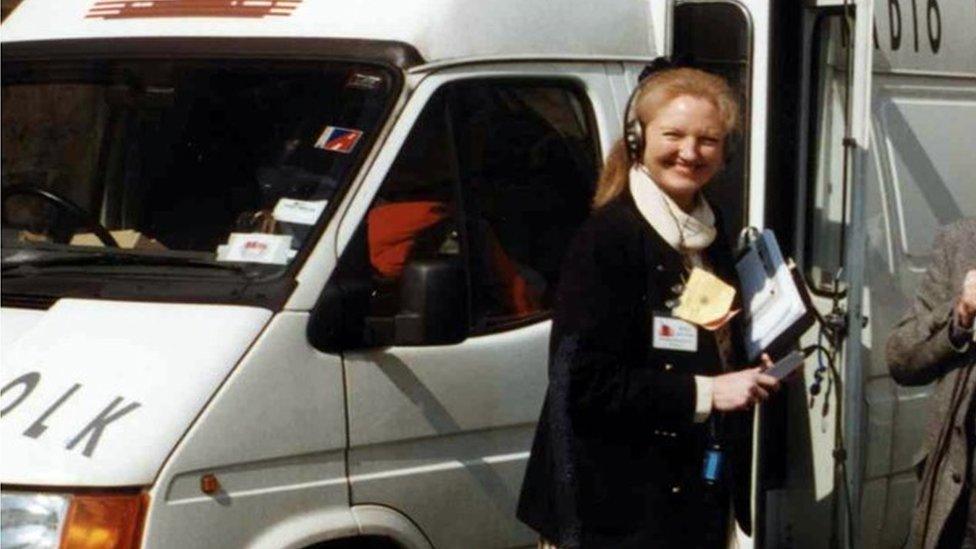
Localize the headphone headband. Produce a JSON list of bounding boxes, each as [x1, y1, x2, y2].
[[623, 56, 691, 164]]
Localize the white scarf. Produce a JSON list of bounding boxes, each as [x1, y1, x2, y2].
[[629, 166, 717, 255]]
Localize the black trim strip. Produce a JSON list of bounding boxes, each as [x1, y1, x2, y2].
[[1, 37, 424, 68]]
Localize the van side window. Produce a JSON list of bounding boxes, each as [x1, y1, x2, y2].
[[329, 79, 598, 346], [451, 82, 597, 331], [358, 93, 461, 323]]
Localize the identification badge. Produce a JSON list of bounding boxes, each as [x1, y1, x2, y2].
[[652, 315, 698, 352]]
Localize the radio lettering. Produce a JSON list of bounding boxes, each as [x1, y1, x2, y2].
[[926, 0, 941, 53], [888, 0, 901, 50], [875, 0, 943, 54]]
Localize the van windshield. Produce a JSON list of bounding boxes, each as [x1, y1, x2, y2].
[[0, 59, 394, 287]]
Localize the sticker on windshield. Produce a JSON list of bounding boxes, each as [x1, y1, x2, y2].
[[272, 198, 328, 226], [346, 73, 384, 91], [314, 126, 363, 154], [216, 233, 293, 265]]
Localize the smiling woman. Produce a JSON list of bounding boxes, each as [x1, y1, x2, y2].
[[517, 65, 777, 548], [593, 66, 740, 211], [640, 95, 727, 211]]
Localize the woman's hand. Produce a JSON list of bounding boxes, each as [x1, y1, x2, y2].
[[711, 354, 780, 411]]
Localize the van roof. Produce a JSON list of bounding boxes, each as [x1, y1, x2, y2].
[[1, 0, 658, 68]]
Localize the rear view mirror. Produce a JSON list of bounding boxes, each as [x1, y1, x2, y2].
[[307, 279, 372, 353]]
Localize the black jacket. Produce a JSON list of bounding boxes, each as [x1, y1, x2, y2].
[[516, 190, 752, 548]]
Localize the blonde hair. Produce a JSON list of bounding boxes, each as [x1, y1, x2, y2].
[[592, 67, 740, 209]]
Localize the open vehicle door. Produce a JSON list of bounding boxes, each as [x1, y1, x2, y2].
[[669, 1, 772, 545], [797, 0, 976, 547], [671, 1, 876, 547]]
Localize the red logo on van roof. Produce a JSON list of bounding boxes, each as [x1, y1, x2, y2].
[[86, 0, 302, 19]]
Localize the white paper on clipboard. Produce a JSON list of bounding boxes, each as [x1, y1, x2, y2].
[[736, 229, 811, 361]]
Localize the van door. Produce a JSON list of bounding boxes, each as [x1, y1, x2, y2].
[[798, 2, 976, 548], [327, 63, 615, 548], [667, 2, 769, 545], [669, 0, 758, 249]]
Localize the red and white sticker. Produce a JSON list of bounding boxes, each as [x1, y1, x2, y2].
[[652, 315, 698, 352], [216, 233, 293, 265], [314, 126, 363, 154]]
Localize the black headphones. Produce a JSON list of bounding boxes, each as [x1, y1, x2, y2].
[[623, 55, 735, 165]]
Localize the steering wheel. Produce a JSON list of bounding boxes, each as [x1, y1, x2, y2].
[[2, 184, 119, 247]]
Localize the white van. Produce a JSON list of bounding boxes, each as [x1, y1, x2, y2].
[[1, 0, 973, 548]]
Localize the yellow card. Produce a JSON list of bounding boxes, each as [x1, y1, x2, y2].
[[672, 267, 737, 328]]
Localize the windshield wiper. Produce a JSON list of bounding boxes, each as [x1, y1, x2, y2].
[[1, 250, 258, 277]]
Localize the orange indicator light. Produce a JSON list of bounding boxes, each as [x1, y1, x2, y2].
[[61, 492, 148, 549], [200, 474, 220, 495]]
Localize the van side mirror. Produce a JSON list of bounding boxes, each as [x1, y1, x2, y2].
[[391, 259, 468, 345], [308, 258, 469, 352], [307, 279, 372, 353]]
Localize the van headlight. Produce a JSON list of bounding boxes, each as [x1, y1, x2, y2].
[[1, 492, 70, 548], [1, 491, 147, 549]]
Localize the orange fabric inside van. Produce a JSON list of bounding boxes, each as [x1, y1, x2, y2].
[[367, 201, 448, 279], [367, 200, 539, 316]]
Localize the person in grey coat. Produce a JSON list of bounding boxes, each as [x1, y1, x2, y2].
[[886, 217, 975, 549]]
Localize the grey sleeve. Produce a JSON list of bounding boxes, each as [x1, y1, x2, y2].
[[885, 229, 965, 386]]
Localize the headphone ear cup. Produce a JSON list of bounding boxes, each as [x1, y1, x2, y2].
[[625, 121, 643, 162]]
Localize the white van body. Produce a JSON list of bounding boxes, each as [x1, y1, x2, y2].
[[0, 1, 972, 548], [0, 3, 670, 548]]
